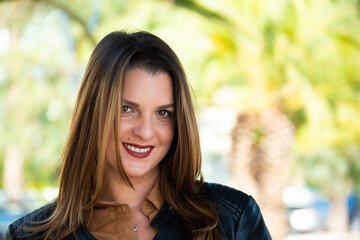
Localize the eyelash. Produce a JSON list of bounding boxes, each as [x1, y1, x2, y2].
[[157, 110, 173, 118], [121, 105, 173, 118], [122, 105, 133, 113]]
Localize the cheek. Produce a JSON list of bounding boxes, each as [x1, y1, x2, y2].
[[118, 120, 131, 138], [160, 124, 175, 145]]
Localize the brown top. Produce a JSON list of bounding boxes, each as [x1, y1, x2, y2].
[[87, 181, 163, 240]]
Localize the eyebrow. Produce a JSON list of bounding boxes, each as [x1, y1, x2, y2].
[[122, 99, 139, 108], [158, 103, 175, 109], [122, 99, 175, 109]]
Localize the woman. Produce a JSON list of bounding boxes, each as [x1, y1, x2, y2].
[[6, 31, 271, 240]]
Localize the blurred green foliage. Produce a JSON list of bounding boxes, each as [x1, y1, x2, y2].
[[0, 0, 359, 196]]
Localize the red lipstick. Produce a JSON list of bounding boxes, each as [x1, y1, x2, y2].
[[122, 143, 154, 158]]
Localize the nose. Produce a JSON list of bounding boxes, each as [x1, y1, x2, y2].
[[133, 115, 155, 141]]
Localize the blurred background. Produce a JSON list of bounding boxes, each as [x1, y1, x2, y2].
[[0, 0, 360, 239]]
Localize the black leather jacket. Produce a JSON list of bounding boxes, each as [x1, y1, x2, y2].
[[6, 182, 272, 239]]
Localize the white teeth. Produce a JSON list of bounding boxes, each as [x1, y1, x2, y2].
[[124, 144, 151, 153]]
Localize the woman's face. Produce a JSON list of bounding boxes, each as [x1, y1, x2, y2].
[[106, 68, 175, 181]]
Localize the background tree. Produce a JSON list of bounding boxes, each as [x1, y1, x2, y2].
[[168, 0, 360, 236]]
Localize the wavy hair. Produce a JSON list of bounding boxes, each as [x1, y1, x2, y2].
[[29, 31, 220, 239]]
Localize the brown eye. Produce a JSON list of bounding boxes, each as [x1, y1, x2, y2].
[[122, 105, 132, 113], [157, 110, 171, 118]]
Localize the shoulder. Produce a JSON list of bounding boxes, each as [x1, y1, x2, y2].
[[201, 182, 250, 217], [201, 182, 272, 239], [6, 202, 56, 239]]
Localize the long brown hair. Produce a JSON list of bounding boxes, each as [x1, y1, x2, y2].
[[29, 31, 220, 239]]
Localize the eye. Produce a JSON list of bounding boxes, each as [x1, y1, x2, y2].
[[157, 110, 172, 118], [122, 105, 133, 113]]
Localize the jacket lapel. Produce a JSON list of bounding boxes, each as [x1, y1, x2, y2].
[[151, 202, 190, 240]]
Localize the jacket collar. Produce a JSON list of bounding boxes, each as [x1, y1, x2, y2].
[[150, 201, 174, 228]]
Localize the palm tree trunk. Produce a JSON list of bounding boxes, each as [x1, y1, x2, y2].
[[231, 108, 294, 240]]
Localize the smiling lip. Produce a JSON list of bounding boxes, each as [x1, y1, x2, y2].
[[122, 143, 154, 158]]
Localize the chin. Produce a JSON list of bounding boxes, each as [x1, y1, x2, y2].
[[123, 165, 158, 180]]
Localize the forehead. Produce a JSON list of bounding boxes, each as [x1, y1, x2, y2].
[[122, 68, 174, 104]]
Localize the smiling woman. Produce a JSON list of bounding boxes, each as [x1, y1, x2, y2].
[[6, 31, 271, 240], [110, 69, 175, 181]]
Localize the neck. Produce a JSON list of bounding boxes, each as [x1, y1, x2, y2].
[[101, 169, 159, 208]]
